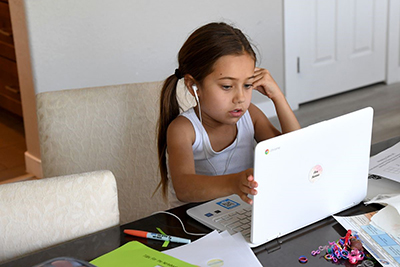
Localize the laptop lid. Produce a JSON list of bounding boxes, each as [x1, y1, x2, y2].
[[251, 107, 373, 245], [187, 107, 373, 247]]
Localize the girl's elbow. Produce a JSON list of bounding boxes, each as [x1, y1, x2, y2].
[[175, 190, 191, 202]]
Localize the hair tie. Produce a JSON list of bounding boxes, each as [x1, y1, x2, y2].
[[174, 69, 183, 79]]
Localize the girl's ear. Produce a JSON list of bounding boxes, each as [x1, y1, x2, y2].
[[184, 74, 199, 98]]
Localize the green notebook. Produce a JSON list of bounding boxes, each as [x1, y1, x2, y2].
[[90, 241, 197, 267]]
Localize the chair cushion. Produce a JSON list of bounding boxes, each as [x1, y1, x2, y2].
[[36, 81, 195, 224], [0, 170, 119, 263]]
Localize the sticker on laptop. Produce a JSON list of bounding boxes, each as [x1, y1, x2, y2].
[[216, 198, 240, 209], [309, 164, 323, 183]]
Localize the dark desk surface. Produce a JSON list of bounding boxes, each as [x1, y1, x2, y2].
[[2, 136, 399, 267]]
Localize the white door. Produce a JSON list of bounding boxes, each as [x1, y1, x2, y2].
[[284, 0, 388, 109]]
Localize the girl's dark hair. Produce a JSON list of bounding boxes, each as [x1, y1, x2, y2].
[[156, 22, 257, 199]]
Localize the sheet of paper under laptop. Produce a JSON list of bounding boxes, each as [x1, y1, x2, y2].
[[164, 230, 262, 266]]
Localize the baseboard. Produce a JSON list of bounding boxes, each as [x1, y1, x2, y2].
[[24, 151, 43, 178]]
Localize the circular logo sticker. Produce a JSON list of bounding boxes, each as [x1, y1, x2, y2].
[[207, 259, 224, 267], [265, 149, 269, 155], [309, 165, 323, 183]]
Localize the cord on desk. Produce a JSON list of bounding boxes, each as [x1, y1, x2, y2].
[[151, 211, 207, 236]]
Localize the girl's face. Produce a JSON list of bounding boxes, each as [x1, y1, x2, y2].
[[198, 53, 255, 127]]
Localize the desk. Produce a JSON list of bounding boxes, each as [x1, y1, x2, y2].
[[1, 137, 399, 267]]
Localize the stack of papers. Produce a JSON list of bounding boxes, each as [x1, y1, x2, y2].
[[163, 231, 262, 267], [369, 141, 400, 182], [367, 141, 400, 201]]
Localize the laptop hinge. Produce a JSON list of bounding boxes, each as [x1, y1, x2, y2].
[[264, 238, 282, 253]]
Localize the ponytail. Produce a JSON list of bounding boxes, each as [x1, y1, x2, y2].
[[156, 74, 181, 199]]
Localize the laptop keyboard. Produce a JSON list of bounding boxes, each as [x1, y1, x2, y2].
[[212, 207, 252, 237]]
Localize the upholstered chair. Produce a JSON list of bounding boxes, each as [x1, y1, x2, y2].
[[36, 80, 196, 224], [0, 170, 119, 263]]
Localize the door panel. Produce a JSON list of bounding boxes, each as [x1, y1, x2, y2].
[[284, 0, 387, 108], [315, 1, 336, 65]]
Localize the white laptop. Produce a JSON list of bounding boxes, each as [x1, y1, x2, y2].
[[187, 107, 374, 247]]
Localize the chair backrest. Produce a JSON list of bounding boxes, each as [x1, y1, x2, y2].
[[36, 81, 195, 224], [0, 170, 119, 263]]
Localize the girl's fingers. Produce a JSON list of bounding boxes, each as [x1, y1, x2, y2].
[[254, 68, 269, 76], [247, 174, 254, 181], [240, 175, 258, 196], [246, 175, 258, 187], [253, 70, 264, 81], [241, 183, 257, 193], [252, 68, 271, 90], [252, 78, 264, 88], [240, 193, 254, 205], [238, 170, 257, 200]]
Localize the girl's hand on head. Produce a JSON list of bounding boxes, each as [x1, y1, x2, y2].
[[236, 169, 258, 205], [252, 68, 284, 100]]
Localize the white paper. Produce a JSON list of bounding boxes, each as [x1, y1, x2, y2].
[[371, 206, 400, 239], [163, 231, 262, 267], [366, 194, 400, 239], [370, 141, 400, 182], [365, 178, 400, 202]]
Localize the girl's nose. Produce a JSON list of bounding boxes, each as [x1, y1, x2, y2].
[[233, 88, 245, 104]]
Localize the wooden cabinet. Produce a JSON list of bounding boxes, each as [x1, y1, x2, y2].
[[0, 0, 22, 116]]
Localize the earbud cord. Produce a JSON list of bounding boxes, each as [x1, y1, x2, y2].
[[151, 211, 207, 236], [203, 134, 238, 176], [195, 92, 202, 123]]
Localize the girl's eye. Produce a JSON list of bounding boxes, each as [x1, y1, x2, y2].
[[244, 84, 253, 89], [222, 85, 232, 90]]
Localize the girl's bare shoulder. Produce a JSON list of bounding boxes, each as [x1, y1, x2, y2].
[[167, 115, 196, 145], [248, 103, 281, 141], [248, 103, 266, 123]]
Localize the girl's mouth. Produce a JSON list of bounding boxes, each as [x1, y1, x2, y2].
[[230, 109, 243, 117]]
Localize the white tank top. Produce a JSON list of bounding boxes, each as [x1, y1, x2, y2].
[[181, 108, 255, 175], [168, 108, 255, 207]]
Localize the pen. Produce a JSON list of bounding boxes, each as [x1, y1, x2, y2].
[[124, 229, 191, 244]]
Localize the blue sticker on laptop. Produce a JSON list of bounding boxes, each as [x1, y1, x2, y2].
[[216, 198, 240, 209]]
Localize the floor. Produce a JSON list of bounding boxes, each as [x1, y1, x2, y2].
[[0, 81, 399, 184], [270, 82, 400, 145]]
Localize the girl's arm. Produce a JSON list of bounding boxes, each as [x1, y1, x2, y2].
[[167, 116, 258, 204], [251, 68, 301, 142]]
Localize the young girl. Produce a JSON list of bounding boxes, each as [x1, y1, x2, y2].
[[157, 22, 300, 207]]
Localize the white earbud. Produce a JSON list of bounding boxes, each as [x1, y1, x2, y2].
[[192, 84, 202, 123], [192, 85, 199, 103]]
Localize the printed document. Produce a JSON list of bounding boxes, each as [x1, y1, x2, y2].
[[370, 141, 400, 182]]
